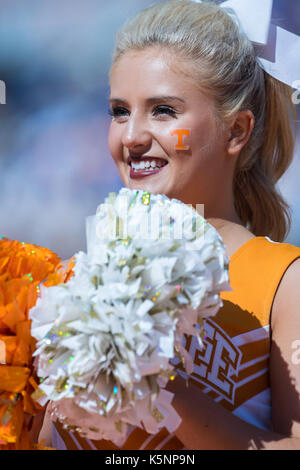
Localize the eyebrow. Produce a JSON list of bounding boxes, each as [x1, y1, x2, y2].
[[109, 95, 185, 105]]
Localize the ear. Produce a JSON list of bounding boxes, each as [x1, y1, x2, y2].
[[226, 110, 255, 156]]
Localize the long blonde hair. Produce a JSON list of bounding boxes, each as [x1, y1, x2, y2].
[[110, 0, 297, 241]]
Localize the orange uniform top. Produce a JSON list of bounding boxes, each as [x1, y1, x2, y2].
[[52, 236, 300, 450]]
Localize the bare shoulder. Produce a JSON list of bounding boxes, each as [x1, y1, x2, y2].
[[214, 220, 256, 259]]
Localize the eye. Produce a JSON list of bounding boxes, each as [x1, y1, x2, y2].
[[108, 106, 129, 119], [152, 105, 177, 118]]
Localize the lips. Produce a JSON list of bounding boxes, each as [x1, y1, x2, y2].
[[129, 163, 168, 179], [128, 155, 169, 179]]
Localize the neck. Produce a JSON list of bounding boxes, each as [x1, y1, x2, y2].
[[193, 205, 244, 235], [192, 196, 243, 228], [206, 216, 243, 233]]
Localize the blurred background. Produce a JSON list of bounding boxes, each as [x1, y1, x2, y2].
[[0, 0, 299, 260]]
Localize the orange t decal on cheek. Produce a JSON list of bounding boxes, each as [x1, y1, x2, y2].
[[170, 129, 190, 150]]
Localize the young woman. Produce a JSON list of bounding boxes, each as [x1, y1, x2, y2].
[[40, 0, 300, 449]]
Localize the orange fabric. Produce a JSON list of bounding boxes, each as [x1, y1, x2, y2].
[[54, 237, 300, 450], [221, 236, 300, 327]]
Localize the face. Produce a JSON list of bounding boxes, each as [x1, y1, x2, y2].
[[108, 47, 232, 213]]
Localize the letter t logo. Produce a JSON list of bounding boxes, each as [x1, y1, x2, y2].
[[170, 129, 190, 150]]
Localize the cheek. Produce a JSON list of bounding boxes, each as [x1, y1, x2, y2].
[[165, 115, 216, 158], [190, 118, 221, 160], [108, 124, 121, 164], [153, 124, 194, 156], [169, 128, 192, 151]]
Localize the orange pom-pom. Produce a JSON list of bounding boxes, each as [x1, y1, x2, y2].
[[0, 238, 73, 450]]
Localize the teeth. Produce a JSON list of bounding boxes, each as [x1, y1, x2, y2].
[[131, 159, 166, 171]]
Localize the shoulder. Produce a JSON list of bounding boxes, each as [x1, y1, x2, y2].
[[215, 221, 255, 259], [268, 255, 300, 436]]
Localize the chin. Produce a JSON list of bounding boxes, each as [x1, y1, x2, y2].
[[124, 177, 160, 193]]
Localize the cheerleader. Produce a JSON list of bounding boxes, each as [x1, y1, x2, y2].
[[41, 0, 300, 449]]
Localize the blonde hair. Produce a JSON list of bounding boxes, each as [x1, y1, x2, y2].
[[110, 0, 297, 241]]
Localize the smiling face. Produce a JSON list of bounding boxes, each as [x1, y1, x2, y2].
[[108, 47, 235, 215]]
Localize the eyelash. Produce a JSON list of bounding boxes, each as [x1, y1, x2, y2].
[[108, 105, 177, 119]]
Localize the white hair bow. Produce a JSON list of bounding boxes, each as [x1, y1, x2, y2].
[[194, 0, 300, 89]]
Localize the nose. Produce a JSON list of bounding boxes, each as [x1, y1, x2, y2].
[[121, 112, 152, 152]]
